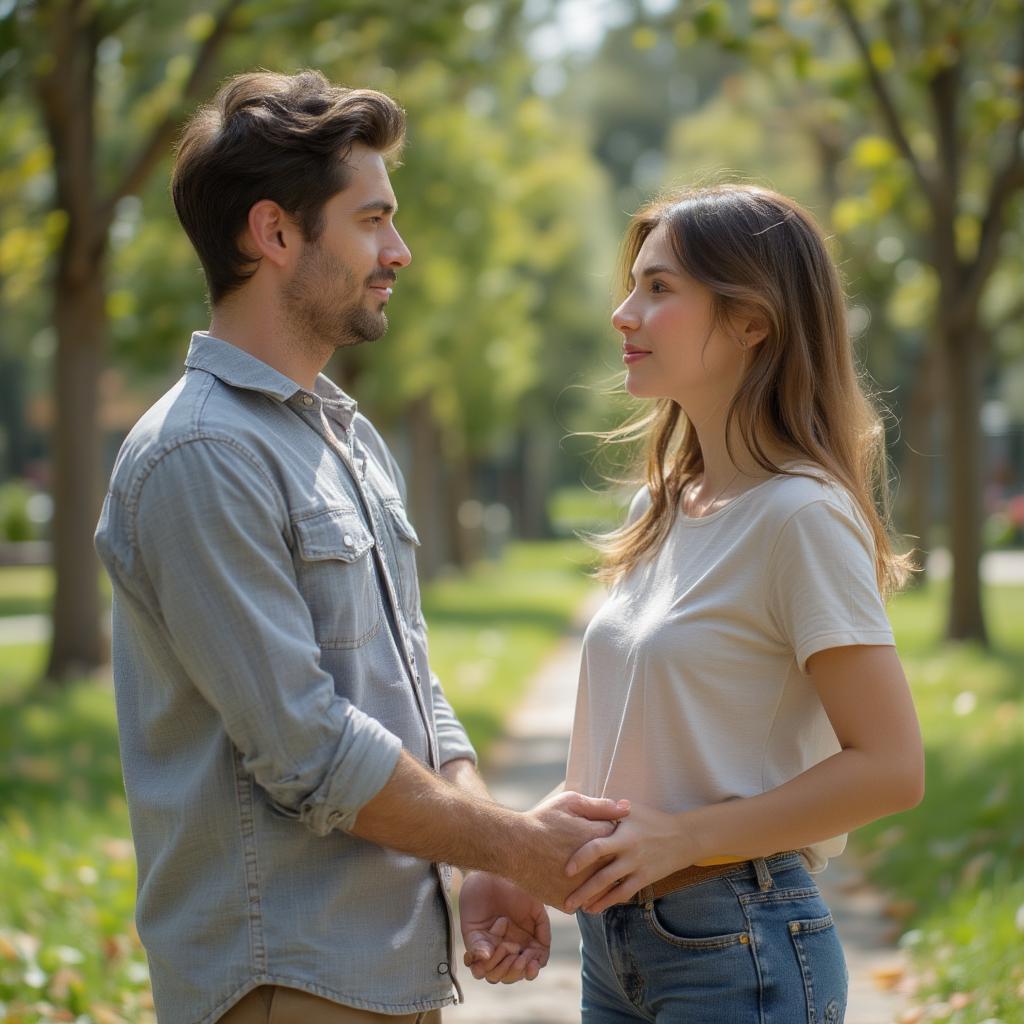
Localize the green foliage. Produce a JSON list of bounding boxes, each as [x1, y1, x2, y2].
[[0, 482, 33, 542], [0, 540, 593, 1019], [423, 539, 596, 755], [855, 583, 1024, 1021]]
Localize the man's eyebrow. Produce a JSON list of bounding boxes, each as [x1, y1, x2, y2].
[[355, 199, 397, 215]]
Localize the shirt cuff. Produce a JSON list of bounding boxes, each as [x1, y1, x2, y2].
[[299, 714, 404, 836]]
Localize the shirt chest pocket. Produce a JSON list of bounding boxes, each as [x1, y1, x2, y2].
[[382, 499, 422, 622], [291, 508, 382, 649]]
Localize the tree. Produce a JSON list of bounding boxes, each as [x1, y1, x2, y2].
[[644, 0, 1024, 644], [1, 0, 494, 679]]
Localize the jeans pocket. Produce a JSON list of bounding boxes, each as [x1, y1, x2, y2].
[[788, 913, 847, 1024], [645, 897, 751, 951]]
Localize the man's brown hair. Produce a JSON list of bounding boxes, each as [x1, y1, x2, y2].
[[172, 69, 406, 303]]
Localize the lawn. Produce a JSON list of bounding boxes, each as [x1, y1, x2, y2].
[[0, 540, 596, 1021], [853, 583, 1024, 1023], [0, 559, 1020, 1022]]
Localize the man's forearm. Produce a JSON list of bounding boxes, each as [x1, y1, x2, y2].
[[441, 756, 491, 802], [350, 751, 530, 878]]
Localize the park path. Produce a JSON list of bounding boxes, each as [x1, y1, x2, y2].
[[449, 591, 913, 1024]]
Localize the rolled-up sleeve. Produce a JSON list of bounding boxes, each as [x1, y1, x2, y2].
[[427, 666, 477, 767], [131, 436, 402, 835]]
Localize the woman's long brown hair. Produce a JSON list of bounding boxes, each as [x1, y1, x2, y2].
[[593, 184, 911, 598]]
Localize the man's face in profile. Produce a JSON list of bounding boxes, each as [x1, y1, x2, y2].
[[282, 143, 412, 352]]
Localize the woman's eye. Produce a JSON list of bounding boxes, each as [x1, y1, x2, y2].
[[650, 280, 667, 294]]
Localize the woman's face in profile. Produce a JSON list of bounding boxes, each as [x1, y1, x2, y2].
[[611, 225, 748, 412]]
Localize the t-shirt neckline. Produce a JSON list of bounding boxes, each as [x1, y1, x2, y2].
[[677, 463, 820, 526]]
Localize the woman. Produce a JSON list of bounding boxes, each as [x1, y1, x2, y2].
[[560, 184, 924, 1022]]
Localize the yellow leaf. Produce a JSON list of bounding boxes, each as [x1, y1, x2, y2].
[[632, 27, 658, 51], [852, 135, 898, 170], [870, 39, 894, 71], [185, 12, 215, 42], [91, 1005, 129, 1024], [871, 963, 905, 990]]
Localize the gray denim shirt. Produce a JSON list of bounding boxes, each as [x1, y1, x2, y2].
[[95, 333, 475, 1024]]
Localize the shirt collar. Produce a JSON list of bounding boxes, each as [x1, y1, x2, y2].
[[184, 332, 358, 430]]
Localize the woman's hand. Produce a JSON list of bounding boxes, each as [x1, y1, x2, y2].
[[562, 802, 701, 915]]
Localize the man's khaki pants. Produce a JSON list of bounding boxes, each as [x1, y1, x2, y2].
[[216, 986, 443, 1024]]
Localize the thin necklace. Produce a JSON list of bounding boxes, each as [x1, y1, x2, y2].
[[683, 467, 742, 518]]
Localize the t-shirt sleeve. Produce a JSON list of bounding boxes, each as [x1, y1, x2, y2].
[[766, 497, 895, 673]]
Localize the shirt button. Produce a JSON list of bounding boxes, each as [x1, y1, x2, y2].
[[301, 395, 314, 407], [343, 534, 354, 546], [437, 962, 449, 975]]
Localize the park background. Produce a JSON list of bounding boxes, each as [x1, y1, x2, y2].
[[0, 0, 1022, 1021]]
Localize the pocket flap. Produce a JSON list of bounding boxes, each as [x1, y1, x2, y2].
[[293, 508, 375, 562], [384, 500, 421, 546]]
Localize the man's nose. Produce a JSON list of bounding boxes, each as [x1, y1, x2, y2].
[[382, 226, 412, 268]]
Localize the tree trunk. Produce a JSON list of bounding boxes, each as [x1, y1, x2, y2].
[[515, 424, 555, 540], [900, 342, 939, 586], [405, 396, 450, 582], [942, 326, 988, 644], [45, 264, 109, 679], [446, 456, 479, 570]]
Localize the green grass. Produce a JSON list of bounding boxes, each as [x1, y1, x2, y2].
[[1, 559, 1021, 1021], [0, 540, 596, 1020], [423, 539, 597, 760], [0, 567, 52, 619], [853, 583, 1024, 1023], [0, 567, 111, 619]]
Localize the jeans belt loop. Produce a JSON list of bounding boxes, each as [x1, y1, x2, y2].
[[753, 856, 774, 892]]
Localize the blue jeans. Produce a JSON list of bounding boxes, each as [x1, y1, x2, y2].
[[577, 852, 847, 1023]]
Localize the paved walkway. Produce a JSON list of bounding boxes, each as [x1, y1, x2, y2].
[[450, 592, 912, 1023]]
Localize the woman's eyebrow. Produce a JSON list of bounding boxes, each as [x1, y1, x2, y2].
[[639, 263, 679, 278], [629, 263, 681, 285]]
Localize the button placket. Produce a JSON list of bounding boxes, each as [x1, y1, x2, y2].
[[316, 410, 438, 768]]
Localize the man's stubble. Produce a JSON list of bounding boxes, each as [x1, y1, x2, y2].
[[282, 239, 389, 359]]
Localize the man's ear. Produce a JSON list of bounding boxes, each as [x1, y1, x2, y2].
[[243, 200, 300, 269]]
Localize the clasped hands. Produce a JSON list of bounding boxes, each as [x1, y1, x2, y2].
[[459, 793, 698, 985]]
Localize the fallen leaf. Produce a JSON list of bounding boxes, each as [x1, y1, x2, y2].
[[90, 1004, 129, 1024], [884, 899, 918, 921], [871, 963, 905, 990]]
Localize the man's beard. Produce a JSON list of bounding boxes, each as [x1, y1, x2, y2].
[[282, 241, 390, 353]]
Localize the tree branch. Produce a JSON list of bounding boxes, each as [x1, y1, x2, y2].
[[100, 0, 244, 228], [957, 71, 1024, 329], [831, 0, 938, 208]]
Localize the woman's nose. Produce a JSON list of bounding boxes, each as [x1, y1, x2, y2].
[[612, 299, 639, 333]]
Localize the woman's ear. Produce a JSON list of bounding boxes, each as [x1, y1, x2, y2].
[[739, 313, 769, 349]]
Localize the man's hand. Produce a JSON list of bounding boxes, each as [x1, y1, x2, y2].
[[460, 872, 550, 984], [512, 791, 630, 908]]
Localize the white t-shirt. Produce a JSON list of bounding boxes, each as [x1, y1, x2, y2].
[[565, 470, 896, 872]]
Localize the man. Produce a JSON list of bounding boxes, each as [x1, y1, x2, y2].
[[95, 70, 626, 1024]]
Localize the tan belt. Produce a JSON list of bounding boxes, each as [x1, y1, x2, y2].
[[637, 852, 797, 902]]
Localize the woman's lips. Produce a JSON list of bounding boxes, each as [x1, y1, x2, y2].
[[623, 349, 650, 364]]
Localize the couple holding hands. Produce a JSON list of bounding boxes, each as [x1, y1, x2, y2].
[[96, 70, 923, 1024]]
